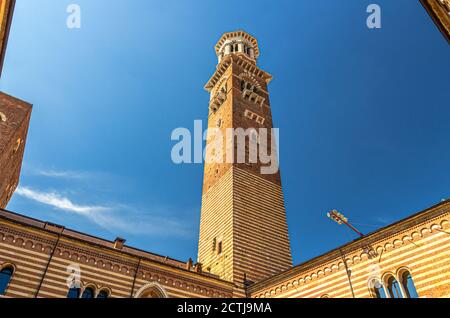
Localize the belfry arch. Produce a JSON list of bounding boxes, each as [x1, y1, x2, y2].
[[134, 282, 169, 298]]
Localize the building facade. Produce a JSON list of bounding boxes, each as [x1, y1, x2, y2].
[[249, 200, 450, 298], [0, 92, 31, 210], [0, 209, 235, 298], [0, 23, 449, 298]]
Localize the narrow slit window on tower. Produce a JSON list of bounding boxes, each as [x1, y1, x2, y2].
[[217, 241, 223, 254]]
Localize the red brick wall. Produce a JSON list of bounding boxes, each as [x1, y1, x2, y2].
[[0, 92, 32, 209]]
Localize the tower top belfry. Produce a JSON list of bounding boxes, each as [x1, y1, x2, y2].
[[205, 30, 272, 93], [214, 30, 260, 64]]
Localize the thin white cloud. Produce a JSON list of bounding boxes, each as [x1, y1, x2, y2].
[[33, 168, 101, 180], [14, 187, 192, 238], [15, 187, 109, 215]]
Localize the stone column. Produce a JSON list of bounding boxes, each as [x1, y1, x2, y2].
[[249, 48, 255, 59], [225, 44, 231, 55], [238, 42, 244, 53]]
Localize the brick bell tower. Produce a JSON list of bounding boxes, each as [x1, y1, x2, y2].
[[0, 0, 32, 210], [198, 31, 292, 288]]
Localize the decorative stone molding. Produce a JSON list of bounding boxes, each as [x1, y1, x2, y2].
[[252, 215, 450, 298]]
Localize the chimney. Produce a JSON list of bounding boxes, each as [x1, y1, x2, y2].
[[186, 258, 193, 270], [194, 262, 203, 273], [113, 237, 126, 250]]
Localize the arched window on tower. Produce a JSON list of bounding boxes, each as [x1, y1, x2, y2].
[[400, 271, 418, 298], [81, 287, 95, 298], [0, 266, 14, 295], [386, 275, 402, 298]]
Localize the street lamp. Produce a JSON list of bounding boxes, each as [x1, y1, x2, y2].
[[327, 210, 364, 237]]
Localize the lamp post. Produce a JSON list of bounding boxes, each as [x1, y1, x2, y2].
[[327, 210, 364, 237]]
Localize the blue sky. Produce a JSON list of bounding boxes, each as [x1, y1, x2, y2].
[[1, 0, 449, 265]]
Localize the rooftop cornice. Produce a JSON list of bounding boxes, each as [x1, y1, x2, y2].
[[204, 55, 272, 92], [215, 30, 260, 58]]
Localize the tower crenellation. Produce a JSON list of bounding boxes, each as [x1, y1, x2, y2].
[[214, 30, 259, 64]]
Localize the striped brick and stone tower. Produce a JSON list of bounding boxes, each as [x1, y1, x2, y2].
[[420, 0, 450, 43], [198, 31, 293, 289]]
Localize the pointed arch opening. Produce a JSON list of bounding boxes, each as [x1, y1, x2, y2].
[[134, 282, 168, 298]]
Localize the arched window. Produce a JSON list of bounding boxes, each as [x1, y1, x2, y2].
[[0, 267, 14, 295], [97, 290, 109, 298], [370, 279, 387, 298], [135, 282, 168, 298], [400, 271, 418, 298], [81, 287, 95, 298], [67, 287, 80, 298], [386, 276, 402, 298]]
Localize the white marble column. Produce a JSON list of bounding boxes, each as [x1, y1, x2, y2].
[[225, 44, 231, 55]]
